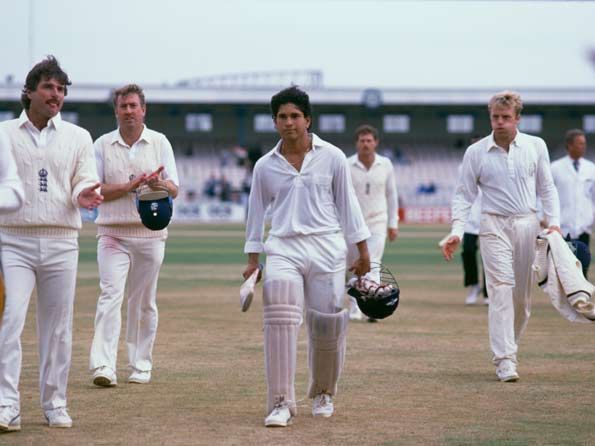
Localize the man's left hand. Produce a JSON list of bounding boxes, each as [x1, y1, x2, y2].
[[146, 166, 165, 188], [546, 225, 562, 235], [78, 183, 104, 210]]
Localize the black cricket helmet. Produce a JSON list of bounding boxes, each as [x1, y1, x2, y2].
[[347, 263, 400, 319]]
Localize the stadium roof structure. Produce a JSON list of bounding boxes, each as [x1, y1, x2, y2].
[[1, 82, 595, 106]]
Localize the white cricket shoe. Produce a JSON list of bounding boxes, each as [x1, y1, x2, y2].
[[92, 366, 117, 387], [44, 407, 72, 428], [312, 393, 334, 418], [265, 403, 292, 427], [465, 285, 481, 305], [496, 360, 519, 382], [482, 296, 490, 306], [0, 405, 21, 432], [128, 369, 151, 384]]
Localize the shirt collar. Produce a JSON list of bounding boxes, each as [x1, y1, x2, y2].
[[18, 110, 62, 131], [111, 124, 150, 147], [486, 130, 522, 152], [568, 155, 581, 166], [272, 133, 319, 158], [350, 153, 380, 169]]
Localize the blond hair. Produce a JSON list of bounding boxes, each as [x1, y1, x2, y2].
[[488, 90, 523, 117]]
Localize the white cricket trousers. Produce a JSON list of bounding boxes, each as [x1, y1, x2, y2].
[[0, 233, 78, 410], [265, 232, 347, 313], [89, 235, 165, 373], [347, 232, 386, 282], [479, 213, 539, 366]]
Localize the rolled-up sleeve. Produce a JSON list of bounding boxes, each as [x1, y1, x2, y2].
[[333, 156, 370, 244], [244, 165, 267, 253], [536, 140, 560, 228], [451, 148, 480, 240]]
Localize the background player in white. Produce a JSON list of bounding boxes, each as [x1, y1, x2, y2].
[[89, 84, 179, 387], [441, 91, 560, 382], [0, 56, 102, 431], [243, 86, 370, 427], [346, 125, 398, 321], [0, 129, 24, 213], [550, 129, 595, 278]]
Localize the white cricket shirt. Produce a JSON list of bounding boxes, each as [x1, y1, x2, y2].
[[17, 110, 60, 148], [451, 131, 560, 239], [244, 133, 370, 253], [348, 153, 398, 235], [95, 125, 179, 186]]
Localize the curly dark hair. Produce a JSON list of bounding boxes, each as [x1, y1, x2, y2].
[[21, 55, 71, 110], [270, 86, 312, 120]]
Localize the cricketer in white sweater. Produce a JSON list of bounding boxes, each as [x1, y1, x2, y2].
[[0, 110, 99, 419]]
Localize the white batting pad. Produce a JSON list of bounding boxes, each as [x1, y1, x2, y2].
[[306, 308, 349, 398], [263, 279, 304, 415]]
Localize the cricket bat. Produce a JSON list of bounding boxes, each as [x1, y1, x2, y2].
[[240, 264, 263, 312]]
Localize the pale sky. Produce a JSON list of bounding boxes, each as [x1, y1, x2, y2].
[[1, 0, 595, 89]]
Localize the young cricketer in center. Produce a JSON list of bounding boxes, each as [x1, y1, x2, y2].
[[243, 86, 370, 427]]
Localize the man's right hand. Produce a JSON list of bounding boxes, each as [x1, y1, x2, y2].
[[243, 264, 262, 283], [128, 173, 147, 192], [243, 253, 262, 282], [440, 235, 461, 261]]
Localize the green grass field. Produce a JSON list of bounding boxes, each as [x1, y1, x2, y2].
[[4, 223, 595, 446]]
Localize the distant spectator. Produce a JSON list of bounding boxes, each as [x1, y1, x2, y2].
[[232, 145, 248, 167], [219, 149, 232, 167], [186, 189, 197, 202], [417, 182, 437, 195], [204, 174, 219, 199], [219, 175, 232, 202]]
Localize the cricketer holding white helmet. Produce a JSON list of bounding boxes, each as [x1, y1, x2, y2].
[[243, 86, 370, 427], [441, 90, 560, 383]]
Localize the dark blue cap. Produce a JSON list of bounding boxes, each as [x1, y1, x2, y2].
[[136, 192, 173, 231]]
